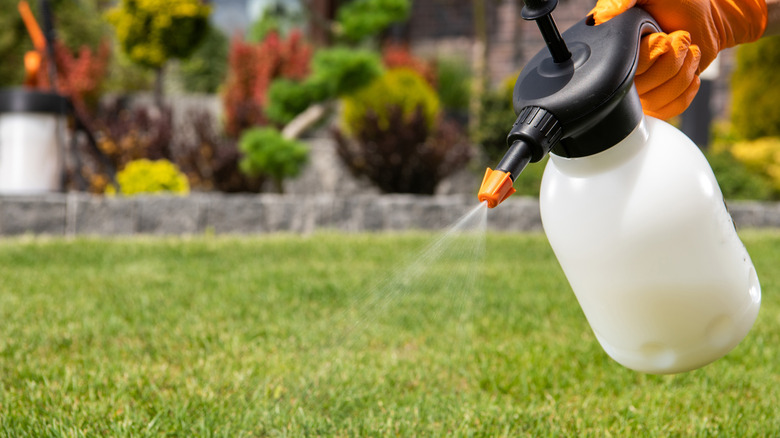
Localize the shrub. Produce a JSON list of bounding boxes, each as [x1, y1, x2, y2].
[[106, 0, 211, 70], [382, 44, 436, 86], [472, 74, 516, 163], [176, 25, 229, 94], [335, 69, 472, 194], [731, 36, 780, 140], [238, 127, 309, 193], [308, 48, 384, 98], [336, 0, 410, 43], [264, 47, 383, 126], [435, 57, 471, 114], [335, 106, 472, 195], [175, 108, 264, 193], [706, 149, 774, 200], [342, 68, 439, 136], [222, 30, 312, 137], [728, 137, 780, 194], [108, 159, 189, 196]]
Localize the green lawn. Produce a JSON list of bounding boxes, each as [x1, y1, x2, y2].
[[1, 231, 779, 437]]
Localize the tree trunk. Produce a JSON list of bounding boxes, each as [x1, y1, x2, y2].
[[154, 65, 165, 108]]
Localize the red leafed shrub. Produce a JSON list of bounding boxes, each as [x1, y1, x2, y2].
[[381, 43, 436, 87], [222, 30, 312, 138], [35, 40, 111, 115]]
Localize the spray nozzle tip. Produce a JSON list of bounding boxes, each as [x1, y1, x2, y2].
[[478, 168, 516, 208]]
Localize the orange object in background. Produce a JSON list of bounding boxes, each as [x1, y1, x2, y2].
[[18, 0, 47, 87]]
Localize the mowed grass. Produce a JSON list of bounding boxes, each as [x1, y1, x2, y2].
[[1, 230, 779, 437]]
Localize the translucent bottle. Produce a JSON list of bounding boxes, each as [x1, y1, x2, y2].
[[478, 5, 761, 373], [539, 116, 760, 374]]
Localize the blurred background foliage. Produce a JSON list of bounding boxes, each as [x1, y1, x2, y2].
[[2, 0, 779, 200]]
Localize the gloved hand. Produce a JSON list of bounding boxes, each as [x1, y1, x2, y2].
[[590, 0, 768, 120]]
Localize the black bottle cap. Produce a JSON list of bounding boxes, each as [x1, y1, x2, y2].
[[512, 8, 660, 158], [0, 88, 69, 115]]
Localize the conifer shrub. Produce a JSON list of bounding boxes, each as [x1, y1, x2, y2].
[[238, 127, 308, 193], [335, 69, 472, 194], [341, 68, 439, 136]]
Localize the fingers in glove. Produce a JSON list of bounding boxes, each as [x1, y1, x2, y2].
[[635, 31, 694, 94], [642, 74, 701, 120]]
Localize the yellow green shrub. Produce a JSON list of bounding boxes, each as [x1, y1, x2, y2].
[[729, 137, 780, 192], [107, 159, 190, 196], [341, 68, 439, 136]]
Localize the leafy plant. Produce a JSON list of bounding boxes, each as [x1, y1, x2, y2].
[[106, 0, 211, 104], [472, 74, 516, 163], [308, 47, 384, 98], [342, 68, 440, 136], [175, 25, 229, 94], [264, 48, 382, 126], [176, 108, 264, 193], [435, 57, 472, 113], [106, 0, 210, 70], [727, 137, 780, 196], [238, 127, 309, 193], [107, 158, 189, 196], [335, 69, 472, 194], [731, 36, 780, 140], [336, 0, 410, 43], [706, 149, 774, 200], [222, 30, 312, 137], [382, 44, 436, 86]]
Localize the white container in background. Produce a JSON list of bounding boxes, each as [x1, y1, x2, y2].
[[0, 89, 67, 194], [540, 116, 761, 374]]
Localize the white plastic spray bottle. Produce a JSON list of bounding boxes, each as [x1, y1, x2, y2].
[[478, 0, 760, 374]]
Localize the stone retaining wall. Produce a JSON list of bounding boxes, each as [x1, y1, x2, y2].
[[1, 193, 779, 236]]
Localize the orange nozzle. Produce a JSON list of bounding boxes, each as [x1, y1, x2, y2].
[[478, 168, 516, 208]]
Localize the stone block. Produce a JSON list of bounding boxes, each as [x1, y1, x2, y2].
[[70, 193, 138, 235], [0, 194, 66, 235], [205, 194, 265, 234], [137, 195, 205, 234]]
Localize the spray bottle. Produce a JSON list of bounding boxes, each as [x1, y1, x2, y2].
[[478, 0, 760, 374]]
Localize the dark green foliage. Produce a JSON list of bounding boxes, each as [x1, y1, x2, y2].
[[336, 0, 411, 43], [176, 25, 229, 94], [436, 57, 472, 112], [707, 150, 774, 200], [265, 79, 329, 125], [309, 47, 384, 97], [238, 127, 309, 192], [334, 106, 472, 194], [472, 84, 515, 163], [731, 36, 780, 140], [264, 48, 382, 125]]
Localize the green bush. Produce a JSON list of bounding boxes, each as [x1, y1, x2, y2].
[[731, 36, 780, 140], [266, 79, 330, 125], [436, 57, 471, 113], [707, 149, 774, 200], [472, 74, 516, 163], [108, 159, 190, 196], [176, 25, 229, 94], [309, 48, 383, 97], [238, 127, 309, 193], [264, 48, 382, 126], [342, 68, 440, 136], [106, 0, 211, 69], [336, 0, 410, 43]]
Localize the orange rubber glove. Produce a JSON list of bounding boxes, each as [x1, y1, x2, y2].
[[590, 0, 768, 120]]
